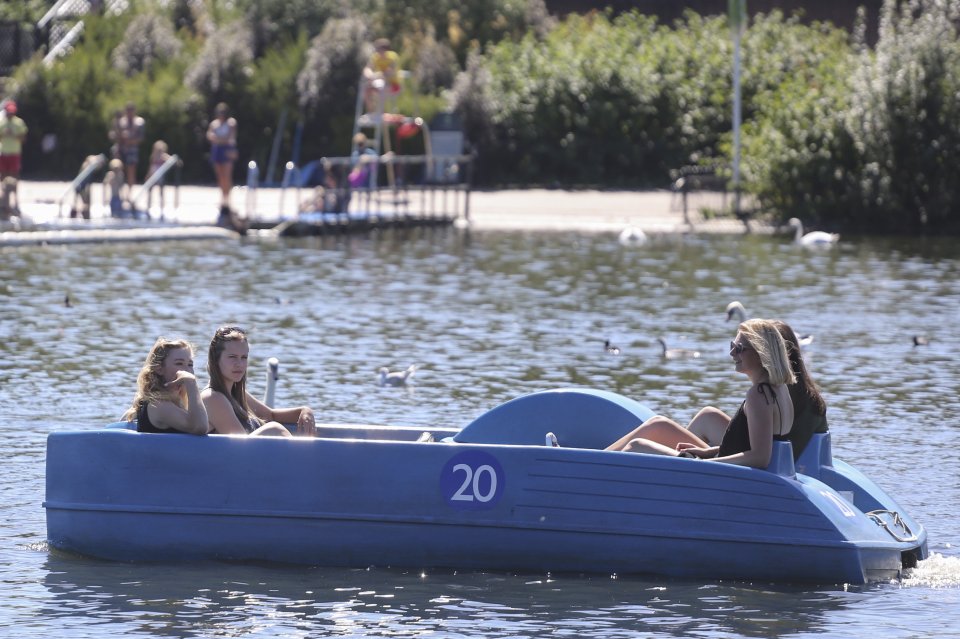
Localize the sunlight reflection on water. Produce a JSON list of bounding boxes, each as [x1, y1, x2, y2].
[[1, 228, 959, 637]]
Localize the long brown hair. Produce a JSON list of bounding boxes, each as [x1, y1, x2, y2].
[[772, 320, 827, 415], [122, 338, 193, 420], [206, 325, 260, 428]]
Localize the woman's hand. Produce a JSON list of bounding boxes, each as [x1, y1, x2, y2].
[[676, 442, 711, 458], [165, 370, 198, 391], [296, 407, 316, 437]]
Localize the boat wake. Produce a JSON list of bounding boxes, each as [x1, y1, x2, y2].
[[902, 553, 960, 588]]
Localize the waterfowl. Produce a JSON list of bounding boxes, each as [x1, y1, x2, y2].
[[657, 337, 701, 360], [604, 339, 621, 355], [264, 357, 279, 407], [618, 226, 648, 247], [787, 218, 839, 247], [913, 335, 930, 347], [725, 300, 748, 323], [726, 301, 814, 346], [378, 365, 418, 387]]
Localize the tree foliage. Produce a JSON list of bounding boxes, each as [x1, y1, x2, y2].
[[5, 0, 960, 232], [112, 12, 183, 77], [744, 0, 960, 233]]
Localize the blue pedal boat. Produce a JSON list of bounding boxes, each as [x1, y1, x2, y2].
[[44, 388, 928, 584]]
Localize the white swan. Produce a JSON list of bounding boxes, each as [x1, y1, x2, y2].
[[378, 364, 418, 387], [657, 337, 701, 360], [618, 226, 648, 247], [725, 301, 814, 346], [787, 218, 839, 247], [725, 300, 748, 323], [263, 357, 280, 407]]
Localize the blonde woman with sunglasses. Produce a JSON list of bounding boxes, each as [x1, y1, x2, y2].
[[605, 319, 795, 468]]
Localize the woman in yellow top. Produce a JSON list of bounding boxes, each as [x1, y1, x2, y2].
[[0, 101, 28, 180], [363, 38, 401, 113]]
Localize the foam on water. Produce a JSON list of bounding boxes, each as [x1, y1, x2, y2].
[[902, 553, 960, 589]]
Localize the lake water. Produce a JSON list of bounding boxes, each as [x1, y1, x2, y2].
[[1, 227, 959, 638]]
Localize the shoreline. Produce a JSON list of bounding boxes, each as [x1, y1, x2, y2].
[[10, 179, 754, 234]]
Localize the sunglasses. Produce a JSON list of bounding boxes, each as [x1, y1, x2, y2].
[[730, 340, 749, 354]]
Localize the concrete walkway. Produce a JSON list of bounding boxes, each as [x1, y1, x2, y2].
[[10, 180, 753, 234]]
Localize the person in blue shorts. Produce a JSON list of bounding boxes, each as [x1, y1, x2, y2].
[[114, 102, 145, 202], [206, 103, 238, 207]]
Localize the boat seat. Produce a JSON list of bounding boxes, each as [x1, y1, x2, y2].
[[795, 432, 832, 478], [765, 440, 796, 477], [453, 388, 655, 448]]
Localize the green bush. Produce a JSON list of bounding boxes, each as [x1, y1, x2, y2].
[[839, 0, 960, 233], [112, 11, 183, 77], [8, 0, 960, 233], [737, 13, 858, 225], [452, 11, 712, 186], [744, 0, 960, 233], [9, 15, 129, 178]]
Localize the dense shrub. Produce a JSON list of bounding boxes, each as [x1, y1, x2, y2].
[[296, 16, 370, 117], [112, 12, 183, 77], [373, 0, 553, 63], [452, 12, 700, 186], [8, 0, 960, 233], [8, 15, 129, 178], [737, 14, 858, 226], [744, 0, 960, 233], [237, 0, 360, 57], [840, 0, 960, 233], [0, 0, 47, 22], [183, 20, 254, 99], [409, 27, 459, 94]]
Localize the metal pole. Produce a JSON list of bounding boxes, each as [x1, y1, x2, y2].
[[729, 0, 745, 220]]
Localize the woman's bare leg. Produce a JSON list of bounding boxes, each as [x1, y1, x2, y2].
[[214, 163, 233, 204], [686, 407, 731, 447], [621, 438, 681, 456], [605, 416, 709, 452], [251, 422, 292, 437]]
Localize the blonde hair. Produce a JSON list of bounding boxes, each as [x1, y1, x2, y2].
[[739, 319, 797, 386], [123, 338, 194, 420]]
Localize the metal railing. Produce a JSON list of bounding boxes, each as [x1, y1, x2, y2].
[[244, 153, 473, 227]]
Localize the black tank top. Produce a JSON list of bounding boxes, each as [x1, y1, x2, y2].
[[785, 384, 829, 460], [717, 383, 789, 457], [136, 400, 174, 434]]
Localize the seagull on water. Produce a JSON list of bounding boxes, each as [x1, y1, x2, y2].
[[378, 365, 418, 387]]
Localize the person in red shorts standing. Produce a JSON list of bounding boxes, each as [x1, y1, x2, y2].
[[0, 100, 28, 180]]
